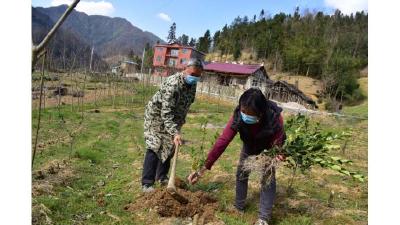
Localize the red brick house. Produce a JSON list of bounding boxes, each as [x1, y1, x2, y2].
[[153, 42, 205, 76]]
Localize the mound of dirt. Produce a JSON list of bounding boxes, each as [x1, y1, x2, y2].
[[32, 159, 74, 197], [32, 203, 53, 225], [125, 188, 218, 223]]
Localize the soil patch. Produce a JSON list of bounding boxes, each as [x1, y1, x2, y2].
[[125, 188, 219, 223], [32, 203, 53, 225], [32, 159, 74, 197]]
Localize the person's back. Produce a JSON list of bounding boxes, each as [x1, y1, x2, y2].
[[144, 72, 196, 135]]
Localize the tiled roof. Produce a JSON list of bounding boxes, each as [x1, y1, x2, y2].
[[204, 62, 264, 76]]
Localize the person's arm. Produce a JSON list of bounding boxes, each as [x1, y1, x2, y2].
[[270, 114, 286, 161], [188, 116, 237, 184], [271, 114, 285, 147]]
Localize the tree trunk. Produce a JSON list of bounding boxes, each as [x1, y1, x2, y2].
[[32, 52, 47, 167]]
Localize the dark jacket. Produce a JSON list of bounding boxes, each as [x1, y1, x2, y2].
[[230, 100, 284, 155]]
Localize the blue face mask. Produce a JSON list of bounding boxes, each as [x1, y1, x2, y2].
[[240, 112, 259, 124], [185, 74, 200, 85]]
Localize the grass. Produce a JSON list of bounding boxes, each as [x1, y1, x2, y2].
[[357, 77, 368, 97], [342, 77, 368, 118], [342, 101, 368, 118], [32, 83, 367, 225]]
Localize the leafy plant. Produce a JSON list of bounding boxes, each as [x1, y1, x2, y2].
[[280, 115, 365, 182], [188, 118, 208, 171], [188, 117, 221, 171], [244, 114, 366, 187]]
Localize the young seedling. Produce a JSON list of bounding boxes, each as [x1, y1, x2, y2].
[[242, 114, 366, 192]]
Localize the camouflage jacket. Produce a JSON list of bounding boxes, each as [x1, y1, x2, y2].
[[144, 72, 196, 162]]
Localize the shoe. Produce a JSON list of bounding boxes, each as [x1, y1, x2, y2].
[[142, 184, 155, 193], [159, 178, 169, 186], [254, 219, 269, 225]]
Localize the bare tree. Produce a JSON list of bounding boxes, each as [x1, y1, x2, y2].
[[32, 0, 80, 69], [32, 52, 47, 167]]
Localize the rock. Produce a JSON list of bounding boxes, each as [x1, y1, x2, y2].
[[72, 91, 84, 97], [112, 163, 119, 169], [53, 87, 68, 96], [33, 170, 45, 179], [97, 180, 106, 187]]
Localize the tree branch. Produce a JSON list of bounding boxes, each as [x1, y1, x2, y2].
[[32, 0, 80, 69]]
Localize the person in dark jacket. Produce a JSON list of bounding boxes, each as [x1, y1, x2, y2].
[[188, 88, 286, 225]]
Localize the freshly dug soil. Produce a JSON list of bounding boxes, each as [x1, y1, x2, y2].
[[125, 188, 218, 223]]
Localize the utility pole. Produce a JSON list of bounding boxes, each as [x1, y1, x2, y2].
[[140, 47, 146, 79], [141, 47, 146, 105], [89, 46, 94, 73]]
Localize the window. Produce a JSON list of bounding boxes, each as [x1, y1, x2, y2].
[[237, 78, 246, 85], [170, 49, 179, 56], [180, 58, 187, 65], [251, 78, 260, 87], [157, 47, 164, 52], [181, 49, 188, 54], [218, 76, 231, 86], [168, 58, 177, 67], [156, 56, 162, 62]]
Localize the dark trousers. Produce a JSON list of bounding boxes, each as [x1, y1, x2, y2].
[[141, 149, 172, 186], [235, 147, 276, 221]]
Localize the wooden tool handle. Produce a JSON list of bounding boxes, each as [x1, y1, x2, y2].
[[167, 144, 179, 190]]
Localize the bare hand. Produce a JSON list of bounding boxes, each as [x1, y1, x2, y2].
[[275, 154, 286, 161], [187, 167, 206, 185], [173, 134, 182, 146]]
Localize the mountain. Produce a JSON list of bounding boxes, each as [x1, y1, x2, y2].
[[32, 5, 163, 63], [32, 6, 108, 71]]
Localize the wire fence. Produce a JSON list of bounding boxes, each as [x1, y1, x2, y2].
[[31, 59, 158, 167], [32, 66, 366, 167]]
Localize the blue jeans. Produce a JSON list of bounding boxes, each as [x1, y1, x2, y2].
[[235, 147, 276, 221]]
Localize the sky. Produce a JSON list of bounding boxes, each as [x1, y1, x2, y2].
[[31, 0, 368, 42]]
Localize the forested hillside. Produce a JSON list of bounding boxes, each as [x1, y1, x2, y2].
[[196, 8, 368, 105]]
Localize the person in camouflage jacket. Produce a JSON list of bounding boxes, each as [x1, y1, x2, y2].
[[141, 58, 204, 192]]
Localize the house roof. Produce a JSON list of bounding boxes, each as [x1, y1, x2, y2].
[[266, 80, 317, 106], [204, 62, 265, 76]]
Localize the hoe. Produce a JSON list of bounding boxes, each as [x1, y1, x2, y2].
[[166, 144, 189, 204]]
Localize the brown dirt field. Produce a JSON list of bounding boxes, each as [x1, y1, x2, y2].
[[124, 187, 219, 224]]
